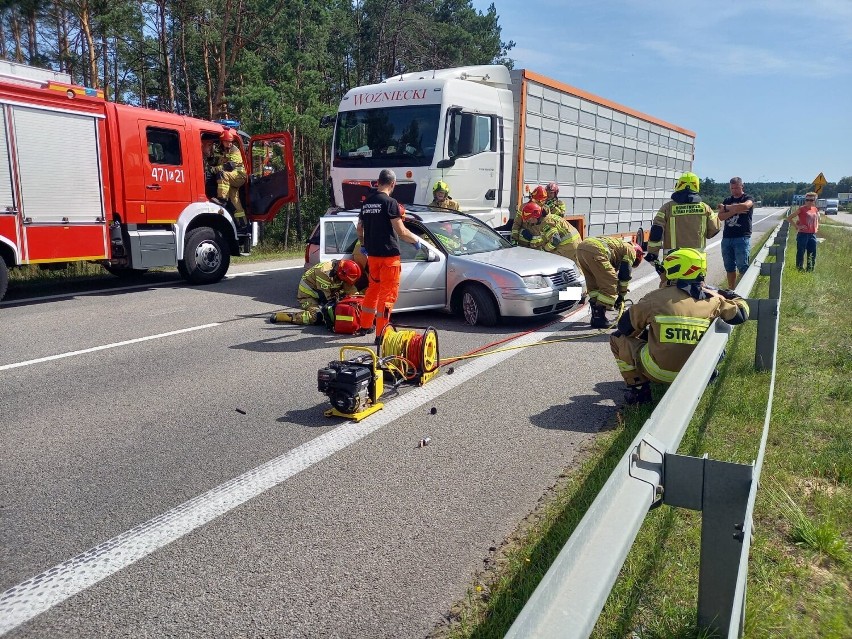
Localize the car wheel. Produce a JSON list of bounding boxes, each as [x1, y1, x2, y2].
[[0, 258, 8, 302], [182, 227, 230, 284], [461, 284, 498, 326]]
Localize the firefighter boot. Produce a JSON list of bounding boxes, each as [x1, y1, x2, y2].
[[623, 382, 653, 406], [269, 311, 294, 324], [590, 303, 609, 329]]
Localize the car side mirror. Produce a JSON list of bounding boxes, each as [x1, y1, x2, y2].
[[436, 158, 455, 169], [319, 114, 335, 128], [426, 249, 441, 262]]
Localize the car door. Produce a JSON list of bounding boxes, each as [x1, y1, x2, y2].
[[138, 121, 190, 222], [318, 218, 360, 262], [245, 132, 298, 221], [396, 220, 446, 311]]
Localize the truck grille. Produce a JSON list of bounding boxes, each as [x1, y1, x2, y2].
[[549, 268, 580, 288]]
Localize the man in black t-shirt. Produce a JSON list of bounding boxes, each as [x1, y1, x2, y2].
[[718, 176, 754, 288], [357, 169, 431, 338]]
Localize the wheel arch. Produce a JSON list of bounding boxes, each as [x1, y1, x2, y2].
[[0, 236, 20, 267], [451, 279, 501, 316], [175, 202, 240, 259]]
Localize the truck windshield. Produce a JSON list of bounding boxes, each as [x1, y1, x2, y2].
[[333, 105, 440, 168]]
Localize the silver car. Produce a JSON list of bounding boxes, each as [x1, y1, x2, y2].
[[306, 206, 586, 326]]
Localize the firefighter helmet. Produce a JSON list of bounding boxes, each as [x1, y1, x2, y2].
[[220, 128, 237, 144], [335, 259, 361, 285], [433, 180, 450, 195], [530, 185, 548, 203], [521, 201, 542, 221], [631, 242, 645, 268], [674, 172, 700, 193], [546, 182, 559, 196], [662, 248, 707, 281]]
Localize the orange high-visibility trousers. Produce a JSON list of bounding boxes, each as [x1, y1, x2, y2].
[[360, 255, 402, 336]]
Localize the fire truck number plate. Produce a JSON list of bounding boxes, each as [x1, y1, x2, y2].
[[151, 168, 185, 183]]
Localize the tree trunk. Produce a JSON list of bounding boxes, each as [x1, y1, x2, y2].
[[158, 0, 175, 111], [25, 5, 38, 62], [101, 35, 109, 100], [212, 0, 234, 118], [180, 7, 192, 116], [56, 6, 70, 76], [10, 11, 24, 63], [201, 22, 213, 119], [0, 10, 6, 61], [79, 1, 99, 88]]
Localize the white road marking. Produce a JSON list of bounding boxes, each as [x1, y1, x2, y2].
[[0, 324, 220, 372], [0, 305, 588, 635], [0, 265, 303, 306]]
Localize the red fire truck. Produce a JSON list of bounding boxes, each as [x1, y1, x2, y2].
[[0, 64, 297, 301]]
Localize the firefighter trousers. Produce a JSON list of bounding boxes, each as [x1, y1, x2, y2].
[[576, 242, 618, 309], [610, 333, 670, 386], [361, 255, 401, 336], [217, 169, 247, 217]]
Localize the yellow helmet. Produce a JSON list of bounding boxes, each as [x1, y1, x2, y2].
[[675, 172, 700, 193], [662, 248, 706, 281], [433, 180, 450, 195]]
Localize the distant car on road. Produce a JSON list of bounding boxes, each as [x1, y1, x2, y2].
[[306, 205, 586, 326]]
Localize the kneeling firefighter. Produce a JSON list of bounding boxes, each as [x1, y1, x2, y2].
[[575, 236, 644, 328], [269, 259, 361, 325], [609, 248, 749, 405]]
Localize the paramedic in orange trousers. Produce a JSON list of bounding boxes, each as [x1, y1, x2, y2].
[[356, 169, 433, 339]]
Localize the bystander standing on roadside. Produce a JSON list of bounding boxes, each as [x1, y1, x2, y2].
[[786, 192, 820, 271], [717, 177, 755, 288]]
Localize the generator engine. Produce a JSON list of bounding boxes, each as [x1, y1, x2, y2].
[[317, 354, 377, 416]]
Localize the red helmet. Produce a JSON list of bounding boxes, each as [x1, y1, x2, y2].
[[546, 182, 559, 195], [336, 259, 361, 285], [530, 186, 548, 203], [521, 201, 542, 221], [631, 242, 645, 267], [220, 128, 236, 143]]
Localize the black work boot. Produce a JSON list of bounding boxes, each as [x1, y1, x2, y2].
[[590, 303, 609, 328], [623, 383, 653, 406]]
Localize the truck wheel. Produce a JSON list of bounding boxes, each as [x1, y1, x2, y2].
[[0, 259, 8, 302], [182, 227, 230, 284], [460, 284, 498, 326]]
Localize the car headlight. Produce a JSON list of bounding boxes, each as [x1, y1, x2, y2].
[[521, 275, 550, 289]]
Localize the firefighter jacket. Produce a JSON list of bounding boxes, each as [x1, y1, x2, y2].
[[577, 236, 638, 299], [618, 285, 749, 383], [511, 204, 543, 247], [213, 144, 246, 175], [647, 190, 720, 254], [530, 213, 580, 260], [543, 197, 566, 218], [429, 197, 460, 211], [297, 261, 358, 304]]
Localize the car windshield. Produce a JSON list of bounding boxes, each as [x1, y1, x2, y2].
[[333, 104, 440, 168], [424, 219, 511, 256]]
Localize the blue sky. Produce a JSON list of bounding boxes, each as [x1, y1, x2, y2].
[[471, 0, 851, 184]]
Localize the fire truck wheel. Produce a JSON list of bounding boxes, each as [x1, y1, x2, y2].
[[182, 227, 230, 284], [0, 259, 8, 302]]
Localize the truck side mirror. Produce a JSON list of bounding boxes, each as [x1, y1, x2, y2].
[[436, 158, 455, 169], [319, 115, 335, 128]]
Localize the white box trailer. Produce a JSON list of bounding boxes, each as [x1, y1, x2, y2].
[[326, 65, 695, 238]]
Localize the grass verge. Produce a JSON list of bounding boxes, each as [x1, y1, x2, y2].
[[437, 219, 851, 638]]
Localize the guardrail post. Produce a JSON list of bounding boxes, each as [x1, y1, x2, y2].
[[745, 298, 779, 371], [662, 454, 754, 637]]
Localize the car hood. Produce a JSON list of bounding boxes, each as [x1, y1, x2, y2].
[[455, 247, 577, 276]]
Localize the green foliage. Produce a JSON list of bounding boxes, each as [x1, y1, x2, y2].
[[699, 177, 852, 208], [1, 0, 513, 241]]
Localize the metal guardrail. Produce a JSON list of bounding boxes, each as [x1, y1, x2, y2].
[[506, 220, 789, 639]]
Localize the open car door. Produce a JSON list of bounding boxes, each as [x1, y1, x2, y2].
[[245, 132, 297, 222]]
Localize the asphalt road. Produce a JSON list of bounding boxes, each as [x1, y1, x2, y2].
[[0, 208, 785, 638]]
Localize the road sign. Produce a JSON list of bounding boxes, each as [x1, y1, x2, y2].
[[813, 172, 827, 195]]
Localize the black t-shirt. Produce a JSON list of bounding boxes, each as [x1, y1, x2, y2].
[[722, 193, 754, 238], [359, 190, 401, 257]]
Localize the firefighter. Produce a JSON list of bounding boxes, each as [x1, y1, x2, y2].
[[543, 182, 566, 218], [645, 172, 720, 283], [211, 128, 248, 230], [429, 180, 460, 211], [575, 236, 644, 328], [268, 259, 361, 325], [609, 248, 749, 405], [529, 209, 581, 261], [431, 220, 462, 252], [511, 186, 548, 246]]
